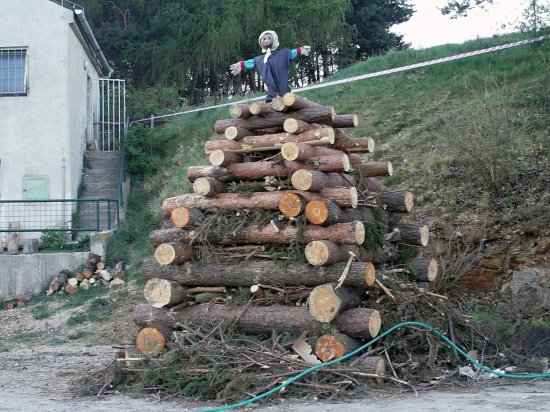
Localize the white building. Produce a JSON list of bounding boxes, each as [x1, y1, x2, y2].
[[0, 0, 113, 245]]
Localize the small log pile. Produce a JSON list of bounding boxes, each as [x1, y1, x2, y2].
[[135, 93, 438, 367], [47, 254, 125, 296]]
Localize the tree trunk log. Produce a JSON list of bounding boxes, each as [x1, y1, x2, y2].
[[192, 177, 226, 197], [377, 190, 414, 213], [143, 278, 194, 308], [140, 258, 376, 288], [170, 207, 204, 229], [209, 150, 243, 167], [149, 221, 365, 247], [224, 126, 253, 140], [305, 200, 375, 226], [305, 240, 374, 266], [329, 114, 358, 128], [281, 142, 343, 161], [229, 104, 252, 119], [154, 243, 193, 265], [214, 106, 335, 134], [348, 157, 393, 177], [205, 128, 335, 154], [133, 303, 381, 339], [283, 93, 322, 110], [249, 101, 273, 116], [187, 161, 289, 183], [161, 188, 358, 215], [351, 355, 387, 383], [291, 170, 356, 192], [308, 282, 365, 323], [135, 326, 173, 357], [278, 192, 308, 217], [283, 155, 351, 173], [315, 333, 362, 362], [283, 118, 317, 134], [333, 136, 375, 153], [393, 223, 429, 247], [408, 258, 438, 282]]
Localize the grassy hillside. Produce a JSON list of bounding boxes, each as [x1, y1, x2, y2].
[[113, 32, 549, 275]]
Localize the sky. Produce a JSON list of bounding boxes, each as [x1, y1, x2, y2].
[[391, 0, 530, 48]]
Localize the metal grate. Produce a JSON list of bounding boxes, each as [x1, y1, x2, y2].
[[0, 199, 119, 232], [0, 49, 28, 95]]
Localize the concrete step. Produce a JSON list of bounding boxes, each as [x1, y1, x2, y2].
[[81, 189, 119, 199], [83, 181, 120, 190]]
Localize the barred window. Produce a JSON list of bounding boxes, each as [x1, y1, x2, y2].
[[0, 49, 28, 95]]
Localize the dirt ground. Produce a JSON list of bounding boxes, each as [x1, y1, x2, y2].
[[0, 343, 549, 412]]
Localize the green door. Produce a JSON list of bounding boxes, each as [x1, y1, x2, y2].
[[23, 176, 49, 200]]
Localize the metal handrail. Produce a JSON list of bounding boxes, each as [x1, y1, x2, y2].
[[117, 116, 130, 207]]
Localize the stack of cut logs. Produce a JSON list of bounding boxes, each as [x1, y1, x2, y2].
[[134, 93, 438, 369], [47, 254, 125, 296]]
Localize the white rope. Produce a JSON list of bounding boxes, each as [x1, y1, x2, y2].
[[131, 35, 550, 125]]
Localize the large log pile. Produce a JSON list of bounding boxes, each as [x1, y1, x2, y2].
[[134, 93, 437, 366]]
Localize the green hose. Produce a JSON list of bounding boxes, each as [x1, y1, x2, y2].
[[194, 321, 550, 412]]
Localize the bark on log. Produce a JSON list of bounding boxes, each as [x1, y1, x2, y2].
[[135, 326, 173, 357], [283, 118, 316, 134], [154, 243, 193, 265], [87, 253, 102, 269], [378, 190, 414, 213], [282, 93, 322, 110], [249, 101, 273, 116], [187, 162, 289, 183], [140, 258, 376, 288], [224, 126, 253, 141], [281, 142, 343, 161], [209, 150, 243, 167], [283, 155, 351, 174], [333, 136, 375, 153], [170, 207, 204, 229], [229, 104, 252, 119], [408, 257, 438, 282], [205, 128, 335, 154], [315, 333, 362, 362], [394, 223, 429, 247], [348, 156, 393, 177], [308, 282, 365, 323], [214, 106, 335, 134], [133, 303, 381, 339], [291, 170, 356, 192], [143, 278, 193, 308], [305, 240, 374, 266], [305, 200, 375, 226], [193, 177, 227, 197], [330, 114, 358, 128], [351, 355, 387, 383], [162, 188, 358, 215], [149, 221, 365, 247]]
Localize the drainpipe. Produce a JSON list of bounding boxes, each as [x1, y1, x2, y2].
[[62, 150, 66, 227], [73, 8, 113, 77]]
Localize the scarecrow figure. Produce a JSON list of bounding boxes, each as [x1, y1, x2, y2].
[[229, 30, 310, 102]]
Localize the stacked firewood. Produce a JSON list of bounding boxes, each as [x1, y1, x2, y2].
[[47, 254, 125, 296], [134, 93, 438, 367]]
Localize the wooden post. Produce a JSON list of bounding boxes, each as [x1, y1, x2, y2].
[[7, 222, 20, 254]]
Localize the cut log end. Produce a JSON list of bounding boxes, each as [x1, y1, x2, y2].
[[404, 191, 414, 212], [314, 335, 347, 362], [368, 310, 382, 338], [305, 200, 329, 225], [193, 177, 225, 197], [154, 243, 193, 265], [291, 169, 313, 191], [427, 258, 438, 282], [281, 142, 300, 161], [364, 262, 376, 287], [283, 118, 299, 134], [304, 240, 332, 266], [170, 207, 191, 228], [355, 221, 365, 245], [278, 193, 307, 217], [350, 187, 358, 208], [387, 161, 393, 176], [308, 284, 342, 323], [136, 327, 167, 357], [420, 225, 429, 247]]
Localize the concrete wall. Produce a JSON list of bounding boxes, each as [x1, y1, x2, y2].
[[0, 252, 89, 299]]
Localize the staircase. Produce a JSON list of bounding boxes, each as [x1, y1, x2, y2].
[[77, 150, 122, 232]]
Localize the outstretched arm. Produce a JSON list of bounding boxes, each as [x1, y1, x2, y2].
[[229, 59, 255, 76], [291, 46, 311, 60]]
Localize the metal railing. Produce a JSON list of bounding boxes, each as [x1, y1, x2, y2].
[[0, 199, 119, 233]]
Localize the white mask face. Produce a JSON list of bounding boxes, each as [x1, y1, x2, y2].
[[260, 33, 273, 49]]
